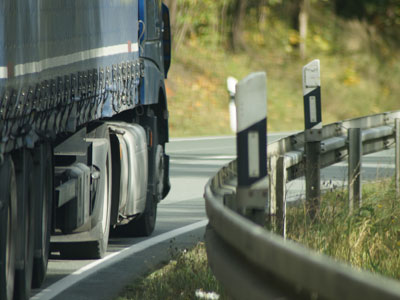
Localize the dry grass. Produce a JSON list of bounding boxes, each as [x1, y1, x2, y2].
[[286, 178, 400, 279], [116, 242, 232, 300]]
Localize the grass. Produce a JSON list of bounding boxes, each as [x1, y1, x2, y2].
[[116, 242, 231, 300], [166, 8, 400, 137], [286, 178, 400, 279], [116, 180, 400, 299]]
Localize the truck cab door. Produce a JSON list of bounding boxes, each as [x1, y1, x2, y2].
[[145, 0, 161, 41], [139, 0, 164, 73]]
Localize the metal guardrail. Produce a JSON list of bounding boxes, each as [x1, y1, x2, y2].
[[204, 110, 400, 300]]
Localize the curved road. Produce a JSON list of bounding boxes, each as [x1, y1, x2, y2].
[[32, 136, 238, 300], [31, 134, 395, 299]]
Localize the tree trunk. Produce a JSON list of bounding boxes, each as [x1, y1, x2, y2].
[[229, 0, 247, 52], [163, 0, 177, 31], [299, 0, 309, 59]]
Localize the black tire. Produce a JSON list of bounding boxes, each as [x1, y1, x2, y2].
[[13, 150, 35, 300], [32, 144, 53, 288], [132, 192, 158, 236], [0, 156, 17, 300], [113, 193, 157, 238], [154, 145, 165, 202]]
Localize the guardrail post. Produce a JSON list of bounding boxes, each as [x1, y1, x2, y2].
[[276, 156, 287, 238], [348, 128, 362, 212], [396, 119, 400, 198], [235, 72, 268, 225], [268, 156, 277, 224], [303, 59, 322, 219]]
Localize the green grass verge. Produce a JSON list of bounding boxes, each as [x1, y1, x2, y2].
[[116, 179, 400, 299], [286, 178, 400, 279], [115, 242, 231, 300]]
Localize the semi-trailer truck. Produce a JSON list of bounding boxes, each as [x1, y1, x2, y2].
[[0, 1, 171, 299]]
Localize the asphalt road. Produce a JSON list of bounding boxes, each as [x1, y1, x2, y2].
[[32, 135, 238, 300], [31, 134, 396, 300]]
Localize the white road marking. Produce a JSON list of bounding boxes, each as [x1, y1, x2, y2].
[[170, 136, 235, 142], [333, 162, 394, 168], [170, 132, 293, 143], [170, 155, 236, 162], [169, 146, 235, 154], [31, 219, 208, 300]]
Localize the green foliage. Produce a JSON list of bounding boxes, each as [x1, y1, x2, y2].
[[172, 0, 227, 49], [166, 0, 400, 137], [336, 0, 400, 29]]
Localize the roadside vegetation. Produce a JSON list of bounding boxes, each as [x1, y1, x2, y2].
[[165, 0, 400, 137], [117, 179, 400, 300], [115, 242, 231, 300], [286, 178, 400, 279]]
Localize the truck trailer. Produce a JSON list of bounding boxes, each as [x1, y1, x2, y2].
[[0, 1, 171, 299]]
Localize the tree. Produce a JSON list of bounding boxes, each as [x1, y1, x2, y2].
[[286, 0, 309, 58], [163, 0, 177, 30], [299, 0, 309, 58], [229, 0, 248, 52]]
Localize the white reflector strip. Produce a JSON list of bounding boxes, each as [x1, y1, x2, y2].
[[248, 131, 260, 178], [0, 67, 7, 79], [0, 42, 138, 79], [309, 96, 317, 123]]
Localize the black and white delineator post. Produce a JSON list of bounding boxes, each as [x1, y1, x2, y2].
[[227, 76, 238, 132], [303, 59, 322, 218], [235, 72, 268, 225], [303, 59, 322, 131]]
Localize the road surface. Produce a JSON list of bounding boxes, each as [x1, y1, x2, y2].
[[32, 134, 395, 299]]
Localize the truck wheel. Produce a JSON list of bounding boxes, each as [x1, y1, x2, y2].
[[115, 193, 157, 238], [154, 145, 165, 202], [128, 145, 164, 237], [13, 150, 35, 300], [59, 138, 112, 259], [0, 156, 17, 300], [32, 144, 53, 288], [133, 193, 157, 236]]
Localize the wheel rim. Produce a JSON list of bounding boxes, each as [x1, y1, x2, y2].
[[101, 157, 110, 234]]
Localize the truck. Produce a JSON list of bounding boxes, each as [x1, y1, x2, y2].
[[0, 1, 171, 299]]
